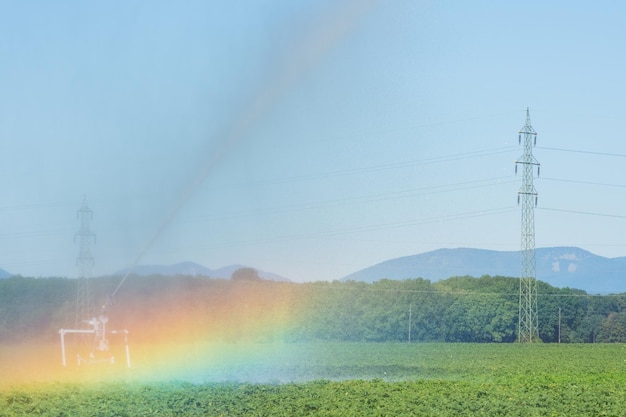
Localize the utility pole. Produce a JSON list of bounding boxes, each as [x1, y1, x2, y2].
[[75, 195, 95, 329], [558, 307, 561, 344], [515, 108, 540, 343], [408, 304, 412, 343]]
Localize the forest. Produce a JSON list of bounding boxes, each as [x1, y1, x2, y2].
[[0, 273, 625, 345]]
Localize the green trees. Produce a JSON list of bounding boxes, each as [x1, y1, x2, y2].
[[597, 312, 626, 342], [1, 274, 625, 344], [0, 276, 74, 342], [288, 276, 626, 343], [231, 267, 261, 282]]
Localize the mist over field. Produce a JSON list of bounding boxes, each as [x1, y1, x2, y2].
[[1, 272, 625, 388], [3, 1, 626, 414]]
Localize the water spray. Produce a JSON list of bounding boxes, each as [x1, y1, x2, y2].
[[110, 0, 376, 299], [60, 0, 376, 369]]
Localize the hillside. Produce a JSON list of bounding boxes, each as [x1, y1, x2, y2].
[[341, 247, 626, 294], [113, 261, 290, 282]]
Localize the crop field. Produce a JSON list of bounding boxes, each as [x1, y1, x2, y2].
[[1, 342, 626, 416]]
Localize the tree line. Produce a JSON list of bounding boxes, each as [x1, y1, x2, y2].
[[1, 273, 625, 344]]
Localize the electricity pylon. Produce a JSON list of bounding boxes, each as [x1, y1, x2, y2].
[[75, 196, 95, 329], [515, 108, 540, 342]]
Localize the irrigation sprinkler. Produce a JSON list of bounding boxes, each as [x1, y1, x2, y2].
[[59, 315, 130, 368]]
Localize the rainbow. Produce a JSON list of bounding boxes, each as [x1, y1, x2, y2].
[[1, 280, 310, 387]]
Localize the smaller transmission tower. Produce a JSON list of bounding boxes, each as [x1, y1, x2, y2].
[[75, 196, 95, 328], [59, 196, 130, 368], [515, 108, 540, 342]]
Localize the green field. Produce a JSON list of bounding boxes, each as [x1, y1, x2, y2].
[[1, 343, 626, 416]]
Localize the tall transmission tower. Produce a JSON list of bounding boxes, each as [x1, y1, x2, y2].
[[75, 196, 95, 328], [515, 108, 540, 342]]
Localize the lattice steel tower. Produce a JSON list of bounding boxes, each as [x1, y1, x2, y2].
[[75, 196, 95, 328], [515, 108, 540, 342]]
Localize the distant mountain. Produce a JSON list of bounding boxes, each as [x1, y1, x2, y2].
[[113, 261, 290, 282], [341, 247, 626, 294], [114, 261, 213, 277], [0, 267, 12, 279]]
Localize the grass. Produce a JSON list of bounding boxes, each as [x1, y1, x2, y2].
[[1, 342, 626, 416]]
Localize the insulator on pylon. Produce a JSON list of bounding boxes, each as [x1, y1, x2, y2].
[[535, 196, 538, 207], [534, 135, 537, 146], [518, 134, 521, 144], [515, 164, 518, 175], [517, 194, 520, 205], [537, 165, 540, 176]]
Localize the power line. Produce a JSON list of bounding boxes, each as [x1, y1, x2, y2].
[[173, 206, 518, 252], [223, 146, 518, 188], [301, 282, 625, 298], [0, 201, 75, 212], [537, 146, 626, 158], [542, 177, 626, 189], [539, 207, 626, 220], [305, 207, 517, 238], [178, 176, 517, 225], [0, 228, 73, 240]]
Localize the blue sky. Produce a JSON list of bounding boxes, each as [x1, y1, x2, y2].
[[2, 1, 626, 282]]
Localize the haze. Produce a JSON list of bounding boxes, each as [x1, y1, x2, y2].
[[2, 1, 626, 282]]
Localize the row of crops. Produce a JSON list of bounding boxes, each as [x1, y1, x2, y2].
[[2, 343, 625, 416]]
